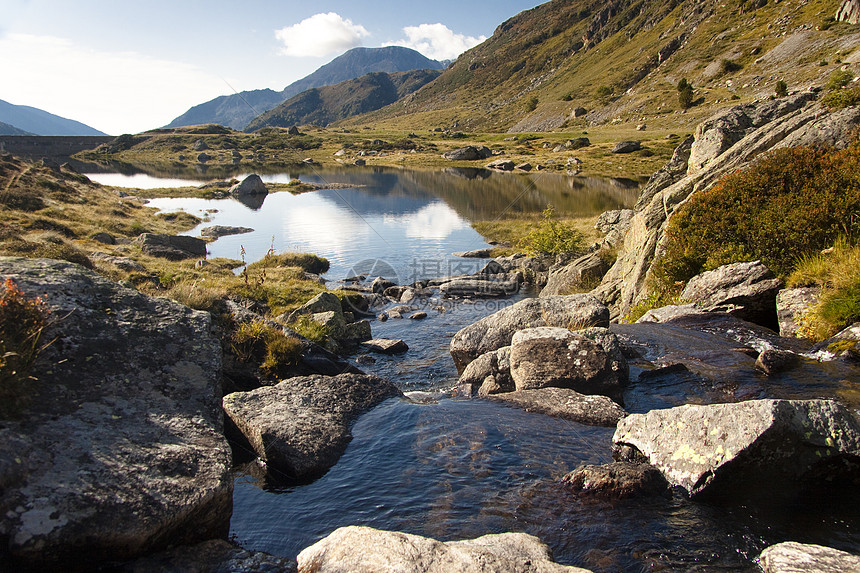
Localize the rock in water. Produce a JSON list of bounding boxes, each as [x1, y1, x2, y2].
[[450, 294, 609, 373], [563, 462, 669, 498], [613, 399, 860, 500], [296, 526, 593, 573], [120, 539, 297, 572], [758, 541, 860, 572], [489, 388, 627, 427], [0, 257, 232, 570], [229, 173, 268, 196], [222, 374, 402, 482]]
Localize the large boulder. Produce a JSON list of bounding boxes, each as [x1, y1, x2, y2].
[[562, 462, 669, 498], [509, 327, 628, 396], [296, 526, 592, 573], [776, 286, 820, 338], [136, 233, 207, 260], [541, 252, 610, 297], [680, 260, 783, 329], [442, 145, 493, 161], [611, 140, 641, 153], [457, 346, 514, 396], [758, 541, 860, 572], [222, 373, 402, 482], [613, 399, 860, 500], [450, 294, 609, 373], [229, 174, 268, 196], [0, 258, 232, 570], [489, 387, 627, 427]]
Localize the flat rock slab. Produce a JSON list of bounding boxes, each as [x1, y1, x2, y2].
[[199, 225, 254, 238], [439, 277, 519, 297], [613, 399, 860, 500], [758, 541, 860, 573], [450, 294, 609, 373], [222, 373, 402, 482], [296, 526, 593, 573], [136, 233, 207, 260], [361, 338, 409, 354], [489, 387, 627, 427], [0, 257, 232, 570], [121, 539, 297, 573]]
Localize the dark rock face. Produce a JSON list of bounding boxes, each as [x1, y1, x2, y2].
[[136, 233, 208, 260], [296, 526, 592, 573], [541, 252, 610, 297], [509, 327, 628, 396], [611, 140, 641, 153], [0, 258, 232, 571], [490, 387, 627, 427], [563, 462, 669, 498], [442, 145, 493, 161], [613, 399, 860, 500], [229, 174, 268, 196], [222, 374, 402, 482], [120, 539, 297, 573], [758, 541, 860, 572], [680, 260, 783, 330], [755, 348, 800, 375], [450, 294, 610, 373]]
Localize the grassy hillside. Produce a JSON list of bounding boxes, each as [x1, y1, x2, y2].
[[346, 0, 858, 133], [246, 70, 441, 130]]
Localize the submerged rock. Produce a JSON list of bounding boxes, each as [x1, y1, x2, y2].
[[296, 526, 593, 573], [361, 338, 409, 354], [613, 399, 860, 500], [563, 462, 669, 498], [758, 541, 860, 573], [222, 373, 402, 482], [489, 387, 626, 427], [0, 257, 232, 570], [450, 294, 609, 373]]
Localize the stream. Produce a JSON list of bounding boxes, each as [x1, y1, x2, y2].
[[85, 164, 860, 572]]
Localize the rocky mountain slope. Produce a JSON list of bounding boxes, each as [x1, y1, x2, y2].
[[166, 46, 445, 131], [350, 0, 858, 132], [245, 69, 442, 130], [0, 98, 107, 136]]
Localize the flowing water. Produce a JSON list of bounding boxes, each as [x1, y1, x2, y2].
[[86, 164, 860, 572]]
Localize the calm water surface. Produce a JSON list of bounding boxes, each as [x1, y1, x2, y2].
[[91, 165, 860, 571]]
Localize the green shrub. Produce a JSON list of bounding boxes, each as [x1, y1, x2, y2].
[[1, 279, 50, 417], [658, 142, 860, 287], [525, 96, 539, 112], [518, 205, 584, 256], [678, 79, 694, 109], [775, 80, 788, 97], [231, 319, 302, 377], [720, 59, 743, 74], [826, 69, 854, 91], [596, 86, 614, 102], [823, 86, 860, 110]]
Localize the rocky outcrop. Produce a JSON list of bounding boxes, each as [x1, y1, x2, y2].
[[296, 526, 593, 573], [489, 387, 627, 426], [837, 0, 860, 23], [0, 258, 232, 570], [613, 399, 860, 500], [453, 248, 492, 258], [680, 260, 783, 329], [136, 233, 207, 260], [758, 541, 860, 573], [457, 346, 514, 396], [541, 251, 610, 297], [200, 225, 254, 238], [281, 291, 372, 349], [449, 294, 610, 373], [593, 96, 860, 320], [222, 373, 402, 482], [611, 140, 641, 153], [777, 287, 820, 338], [509, 327, 628, 396], [442, 145, 493, 161], [121, 539, 297, 573], [562, 462, 669, 498], [229, 174, 268, 196], [486, 159, 515, 171]]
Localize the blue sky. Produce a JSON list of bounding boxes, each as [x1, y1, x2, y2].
[[1, 0, 546, 134]]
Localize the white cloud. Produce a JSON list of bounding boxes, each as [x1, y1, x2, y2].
[[384, 23, 486, 61], [275, 13, 370, 58], [0, 33, 227, 134]]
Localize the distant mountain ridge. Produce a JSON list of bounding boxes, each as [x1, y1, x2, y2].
[[166, 46, 445, 131], [246, 69, 442, 131], [0, 99, 107, 136], [0, 120, 33, 136]]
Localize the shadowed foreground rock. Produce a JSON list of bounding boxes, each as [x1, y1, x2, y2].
[[450, 294, 609, 373], [613, 399, 860, 500], [0, 258, 232, 571], [296, 526, 593, 573], [121, 539, 297, 573], [223, 374, 402, 482], [758, 541, 860, 573]]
